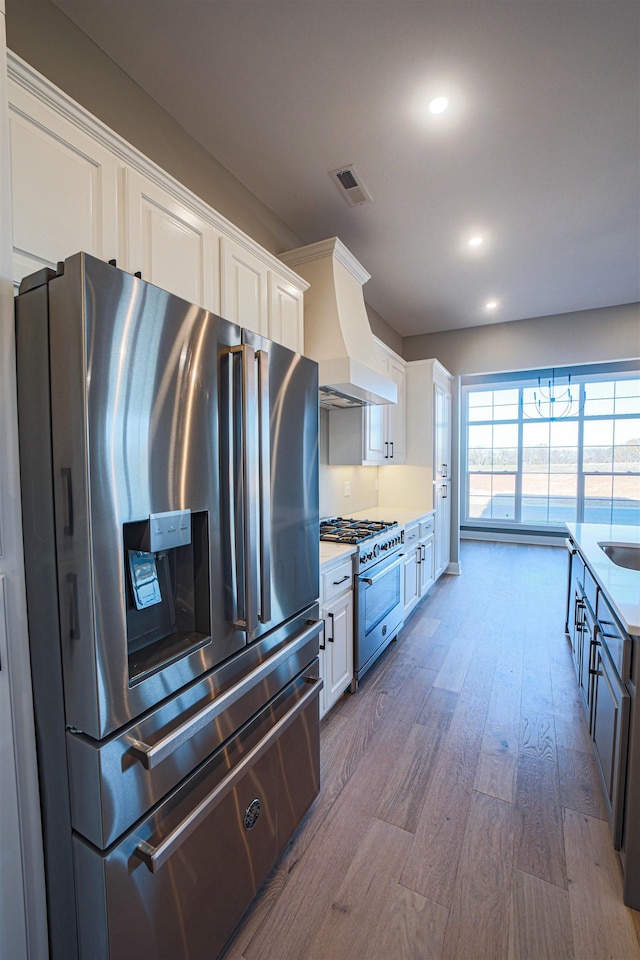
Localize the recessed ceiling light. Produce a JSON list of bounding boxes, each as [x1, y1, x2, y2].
[[468, 236, 483, 247], [484, 300, 499, 311], [429, 97, 449, 114]]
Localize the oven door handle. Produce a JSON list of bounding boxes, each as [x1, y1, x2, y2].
[[359, 553, 403, 587], [133, 674, 322, 873], [128, 619, 323, 770]]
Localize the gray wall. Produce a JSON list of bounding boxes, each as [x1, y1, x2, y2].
[[404, 302, 640, 373]]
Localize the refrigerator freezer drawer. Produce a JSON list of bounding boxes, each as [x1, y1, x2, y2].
[[73, 664, 321, 960], [67, 610, 321, 849]]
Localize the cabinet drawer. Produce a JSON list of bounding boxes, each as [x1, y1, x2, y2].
[[321, 559, 353, 604], [584, 564, 598, 613], [419, 517, 435, 539], [597, 592, 632, 682], [404, 523, 419, 546]]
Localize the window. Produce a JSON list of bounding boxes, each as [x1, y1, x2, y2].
[[462, 368, 640, 532]]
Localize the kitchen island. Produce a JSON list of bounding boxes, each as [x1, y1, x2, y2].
[[565, 522, 640, 909]]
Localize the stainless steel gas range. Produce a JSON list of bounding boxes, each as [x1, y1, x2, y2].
[[320, 518, 404, 690]]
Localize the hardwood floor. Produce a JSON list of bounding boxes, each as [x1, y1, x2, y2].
[[223, 541, 640, 960]]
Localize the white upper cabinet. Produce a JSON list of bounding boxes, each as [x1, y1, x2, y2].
[[121, 168, 218, 311], [7, 55, 307, 348], [9, 79, 118, 284], [383, 347, 407, 463], [434, 378, 451, 480], [405, 358, 453, 473], [220, 236, 269, 336], [268, 272, 304, 354]]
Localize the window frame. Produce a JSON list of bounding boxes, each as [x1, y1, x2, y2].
[[461, 362, 640, 535]]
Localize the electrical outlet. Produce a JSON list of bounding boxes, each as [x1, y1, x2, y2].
[[344, 481, 351, 497]]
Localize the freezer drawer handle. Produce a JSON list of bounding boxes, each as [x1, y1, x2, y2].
[[133, 675, 322, 873], [128, 618, 323, 769]]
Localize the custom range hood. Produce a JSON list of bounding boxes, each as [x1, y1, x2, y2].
[[279, 238, 397, 407]]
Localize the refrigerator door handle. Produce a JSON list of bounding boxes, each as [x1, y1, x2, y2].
[[231, 344, 259, 634], [256, 349, 272, 624]]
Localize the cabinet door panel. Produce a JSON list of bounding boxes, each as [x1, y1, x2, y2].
[[402, 550, 419, 617], [321, 591, 353, 714], [386, 355, 406, 463], [592, 644, 630, 848], [9, 87, 118, 283], [435, 482, 451, 578], [420, 535, 435, 596], [268, 273, 303, 352], [123, 169, 217, 310], [220, 237, 268, 335]]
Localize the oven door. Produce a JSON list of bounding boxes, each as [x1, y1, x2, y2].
[[355, 551, 404, 684]]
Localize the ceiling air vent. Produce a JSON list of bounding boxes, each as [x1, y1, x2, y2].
[[329, 165, 373, 206]]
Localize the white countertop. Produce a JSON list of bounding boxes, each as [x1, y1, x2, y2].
[[566, 523, 640, 635], [319, 542, 356, 568]]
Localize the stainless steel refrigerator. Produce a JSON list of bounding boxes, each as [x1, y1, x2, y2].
[[16, 252, 321, 960]]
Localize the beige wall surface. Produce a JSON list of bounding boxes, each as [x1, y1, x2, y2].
[[403, 302, 640, 375], [366, 303, 403, 355]]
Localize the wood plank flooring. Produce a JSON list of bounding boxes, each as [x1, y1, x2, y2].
[[222, 541, 640, 960]]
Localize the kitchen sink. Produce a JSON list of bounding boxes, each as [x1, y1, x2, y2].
[[599, 541, 640, 571]]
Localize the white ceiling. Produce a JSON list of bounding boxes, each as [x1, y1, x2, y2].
[[52, 0, 639, 338]]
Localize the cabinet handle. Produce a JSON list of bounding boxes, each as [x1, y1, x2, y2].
[[421, 545, 426, 562], [332, 575, 350, 586], [384, 441, 389, 459], [442, 485, 448, 499], [442, 463, 447, 475], [390, 441, 394, 459], [327, 612, 334, 642]]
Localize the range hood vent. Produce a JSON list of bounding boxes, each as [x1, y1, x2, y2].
[[279, 238, 396, 407]]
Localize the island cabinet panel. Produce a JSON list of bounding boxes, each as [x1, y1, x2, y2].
[[564, 526, 639, 907], [591, 641, 630, 849]]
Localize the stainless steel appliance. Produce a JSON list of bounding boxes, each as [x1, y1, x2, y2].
[[16, 252, 321, 960], [319, 518, 403, 689]]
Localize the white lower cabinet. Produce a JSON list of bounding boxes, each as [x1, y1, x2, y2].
[[319, 557, 354, 718], [434, 482, 451, 578], [402, 515, 435, 621]]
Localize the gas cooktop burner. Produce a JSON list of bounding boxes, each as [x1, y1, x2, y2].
[[320, 517, 398, 545]]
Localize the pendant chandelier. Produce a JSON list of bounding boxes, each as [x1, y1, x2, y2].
[[523, 369, 583, 420]]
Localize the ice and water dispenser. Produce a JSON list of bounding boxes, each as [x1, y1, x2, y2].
[[123, 509, 211, 683]]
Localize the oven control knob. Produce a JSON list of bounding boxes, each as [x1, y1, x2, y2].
[[373, 543, 381, 558]]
